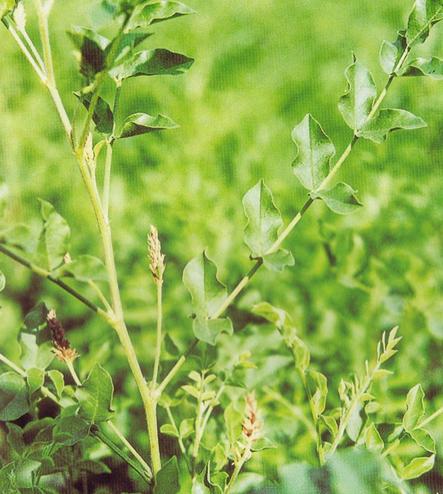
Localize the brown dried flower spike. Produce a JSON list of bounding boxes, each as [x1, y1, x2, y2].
[[242, 393, 262, 443], [47, 309, 78, 363], [148, 225, 165, 285]]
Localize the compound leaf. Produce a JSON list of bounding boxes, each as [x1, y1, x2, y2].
[[407, 0, 443, 45]]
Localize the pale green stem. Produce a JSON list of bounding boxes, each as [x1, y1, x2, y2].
[[103, 141, 113, 222], [19, 27, 46, 72], [66, 359, 82, 386], [157, 355, 186, 394], [88, 280, 113, 312], [152, 281, 163, 385], [0, 353, 26, 377], [417, 406, 443, 429], [165, 405, 186, 456], [5, 22, 46, 81], [107, 421, 152, 477]]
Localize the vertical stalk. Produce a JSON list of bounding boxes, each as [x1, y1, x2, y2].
[[152, 281, 163, 385]]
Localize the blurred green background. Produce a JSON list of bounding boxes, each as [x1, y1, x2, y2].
[[1, 0, 443, 491]]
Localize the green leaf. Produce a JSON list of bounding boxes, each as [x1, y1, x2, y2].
[[179, 418, 194, 438], [154, 456, 180, 494], [61, 254, 107, 282], [75, 365, 114, 423], [67, 26, 109, 79], [39, 199, 71, 271], [291, 114, 335, 191], [0, 270, 5, 292], [346, 404, 363, 442], [338, 55, 377, 131], [192, 318, 233, 347], [110, 48, 194, 81], [14, 459, 41, 489], [53, 416, 90, 446], [379, 31, 407, 75], [307, 370, 327, 421], [242, 180, 283, 257], [18, 306, 54, 372], [160, 423, 179, 438], [400, 455, 435, 480], [128, 1, 195, 29], [7, 423, 25, 455], [359, 108, 426, 144], [74, 91, 114, 135], [252, 302, 290, 329], [118, 112, 178, 139], [48, 370, 64, 398], [0, 372, 29, 421], [310, 182, 362, 215], [364, 423, 384, 452], [27, 368, 44, 395], [183, 251, 232, 345], [407, 0, 443, 45], [112, 31, 153, 63], [262, 249, 295, 272], [403, 384, 425, 432], [410, 428, 436, 453], [401, 56, 443, 79]]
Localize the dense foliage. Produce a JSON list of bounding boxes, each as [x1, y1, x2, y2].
[[0, 0, 443, 493]]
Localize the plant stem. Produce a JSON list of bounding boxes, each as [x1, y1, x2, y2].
[[145, 398, 162, 475], [103, 83, 121, 220], [0, 353, 26, 377], [0, 243, 103, 315], [152, 281, 163, 385], [157, 355, 186, 394], [5, 7, 162, 474], [417, 406, 443, 429], [3, 20, 46, 81], [165, 405, 187, 456], [107, 421, 152, 478], [66, 359, 82, 386]]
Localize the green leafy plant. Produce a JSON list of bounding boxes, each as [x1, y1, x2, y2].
[[0, 0, 442, 492]]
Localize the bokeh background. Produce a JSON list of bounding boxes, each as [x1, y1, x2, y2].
[[0, 0, 442, 491]]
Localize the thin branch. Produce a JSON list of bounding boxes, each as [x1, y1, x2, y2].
[[0, 243, 104, 315]]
